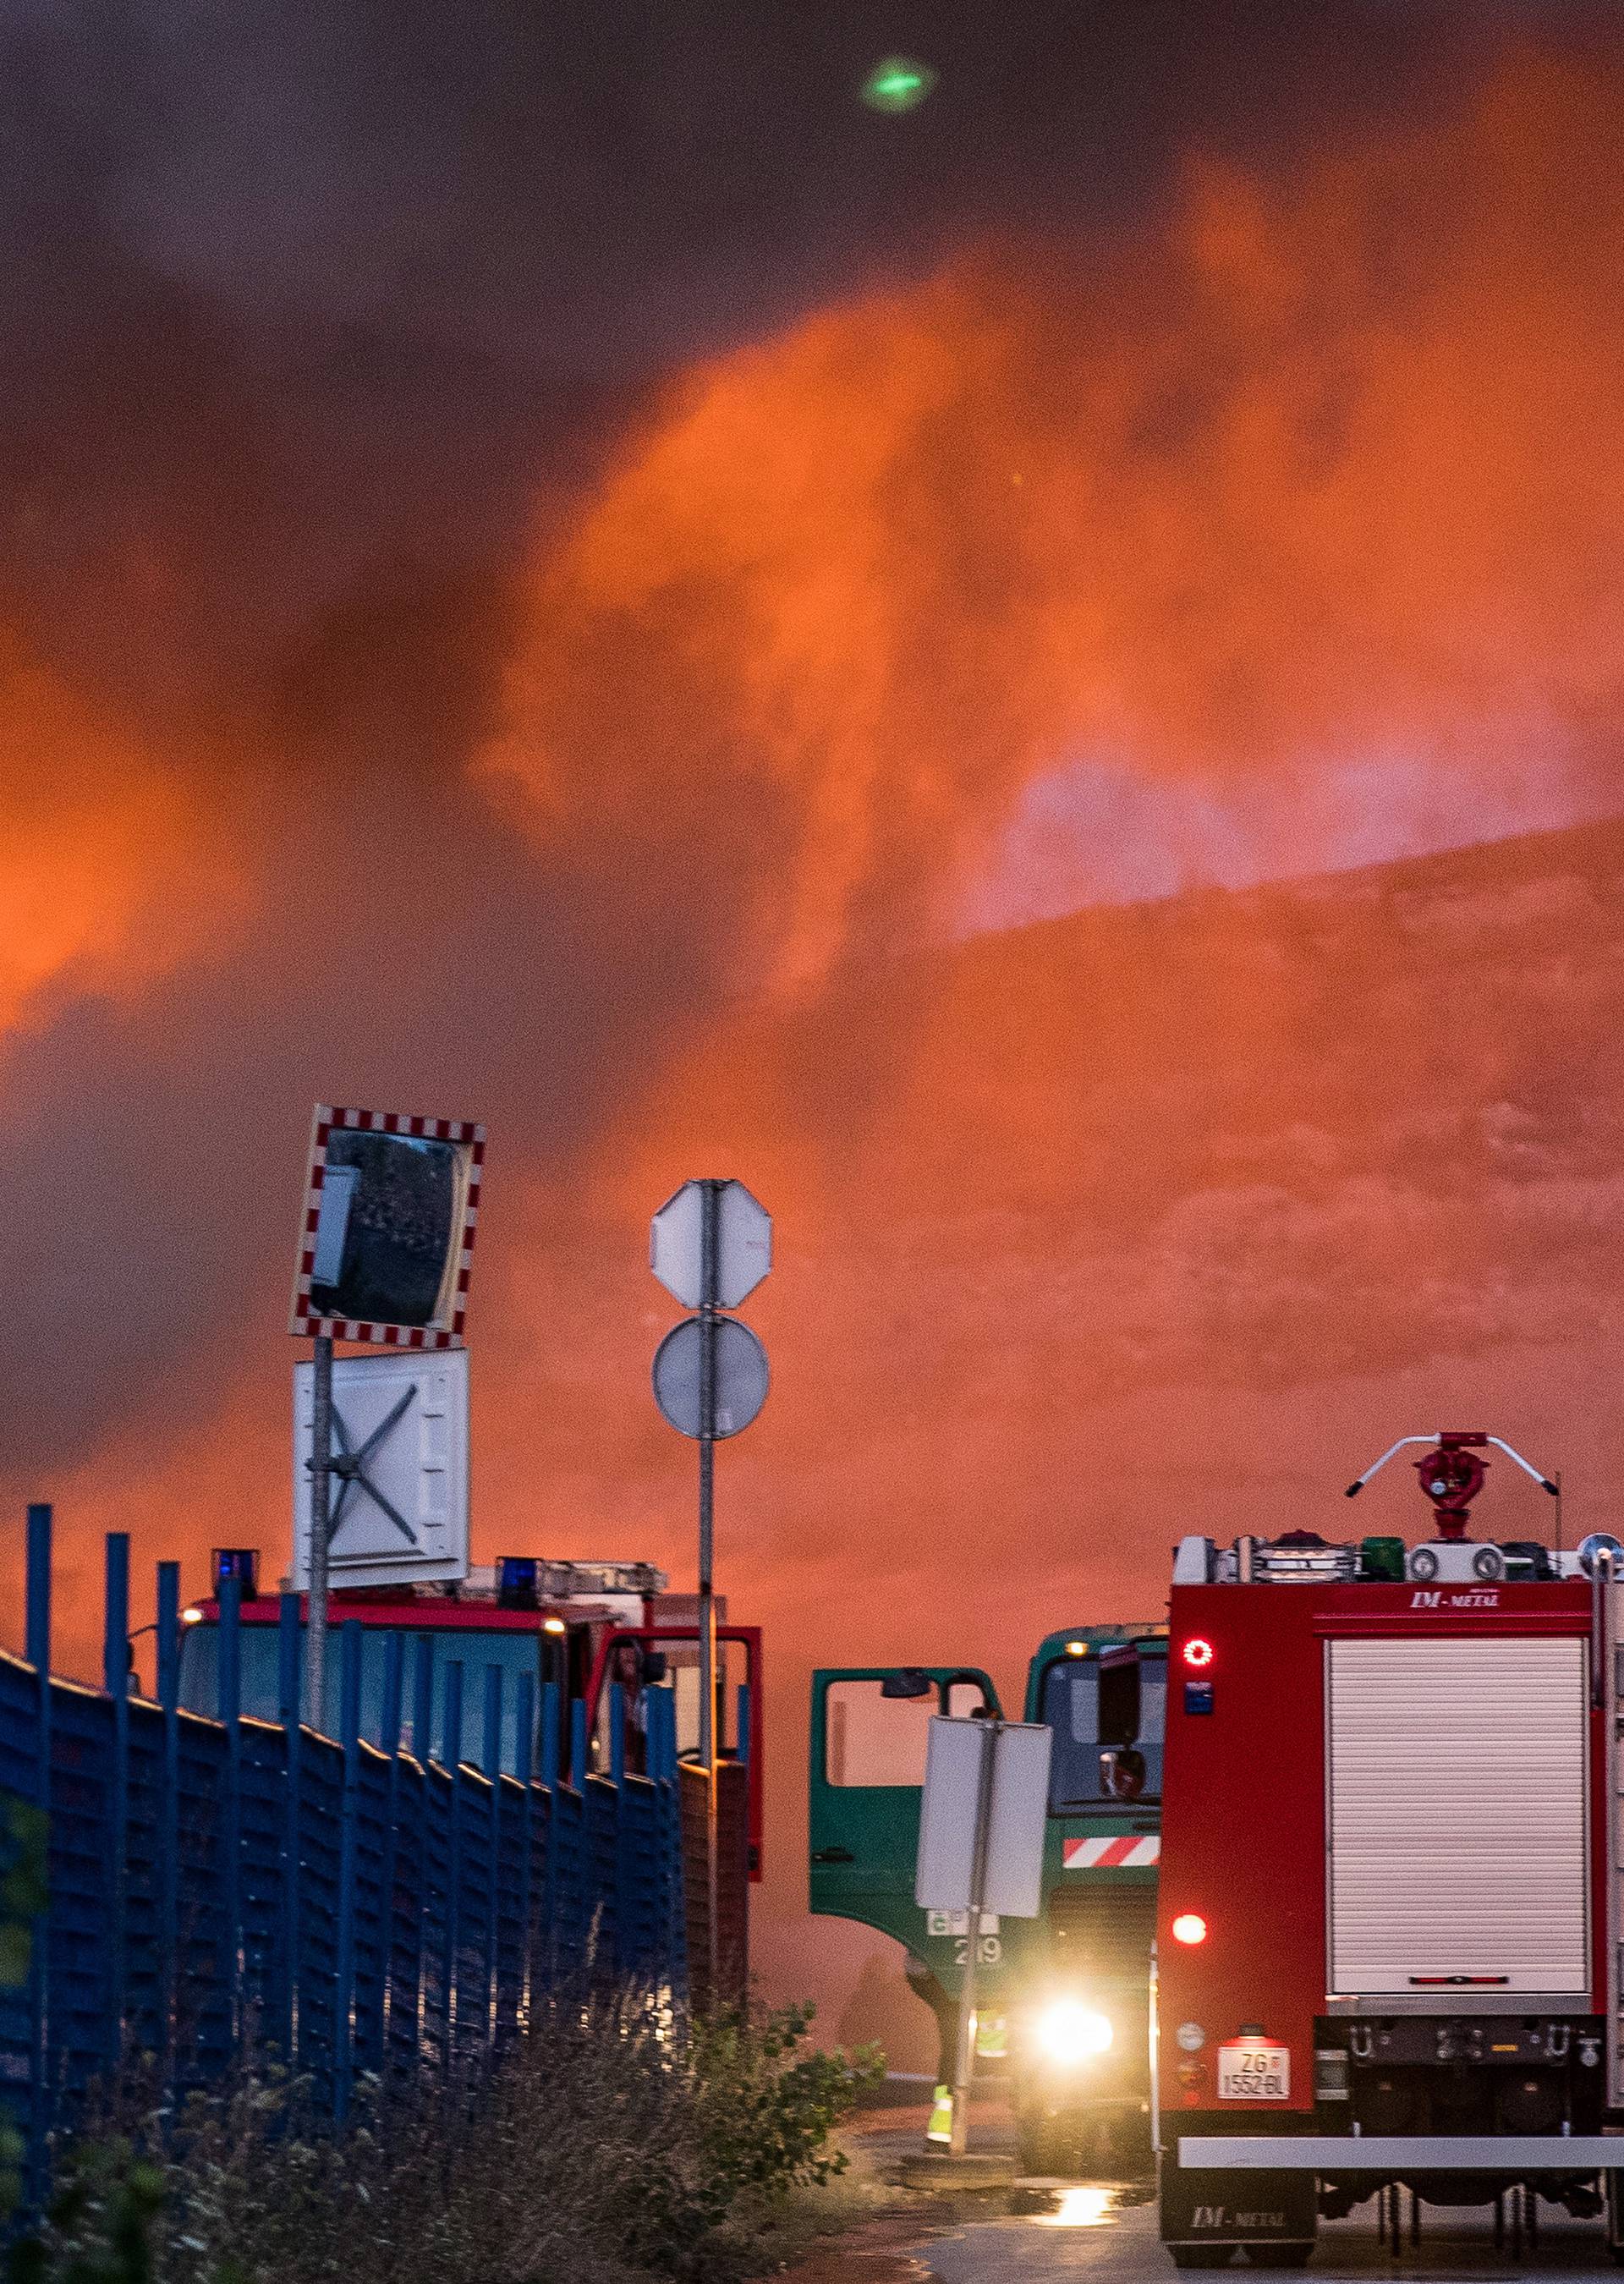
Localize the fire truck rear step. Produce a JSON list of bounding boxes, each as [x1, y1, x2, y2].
[[1182, 2136, 1624, 2171]]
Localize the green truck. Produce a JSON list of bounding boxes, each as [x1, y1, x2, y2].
[[809, 1622, 1166, 2172]]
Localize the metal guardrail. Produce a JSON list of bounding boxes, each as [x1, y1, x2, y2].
[[0, 1506, 688, 2209]]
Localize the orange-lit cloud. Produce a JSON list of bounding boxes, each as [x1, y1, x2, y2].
[[486, 51, 1623, 982], [5, 38, 1624, 2045], [0, 636, 244, 1039]]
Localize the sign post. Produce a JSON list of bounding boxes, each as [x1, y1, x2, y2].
[[650, 1178, 771, 2000], [306, 1335, 335, 1721], [950, 1718, 997, 2159], [291, 1106, 485, 1726], [697, 1185, 720, 1975], [696, 1182, 719, 1780], [915, 1713, 1052, 2160]]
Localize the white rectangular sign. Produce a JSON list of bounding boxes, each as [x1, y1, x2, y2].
[[914, 1716, 1053, 1920], [293, 1347, 469, 1589]]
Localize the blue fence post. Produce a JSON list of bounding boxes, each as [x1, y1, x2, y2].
[[481, 1664, 502, 1780], [412, 1634, 434, 1767], [102, 1536, 129, 1699], [442, 1661, 464, 1765], [25, 1505, 52, 1670], [482, 1666, 502, 2047], [25, 1503, 52, 2203], [442, 1661, 464, 2059], [411, 1634, 434, 2059], [334, 1620, 363, 2122], [277, 1591, 302, 2067], [156, 1562, 181, 1709], [608, 1683, 628, 1979], [568, 1698, 589, 1975], [650, 1691, 683, 1996], [538, 1682, 560, 1992], [156, 1562, 180, 2095], [102, 1534, 130, 2075], [514, 1673, 535, 2029], [219, 1575, 243, 2045], [540, 1682, 561, 1790], [378, 1633, 403, 2067]]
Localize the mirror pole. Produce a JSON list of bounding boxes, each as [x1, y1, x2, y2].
[[305, 1333, 334, 1726]]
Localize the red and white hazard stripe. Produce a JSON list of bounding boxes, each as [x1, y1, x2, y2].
[[1063, 1834, 1160, 1869]]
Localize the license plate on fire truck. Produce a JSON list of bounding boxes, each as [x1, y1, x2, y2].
[[1216, 2041, 1290, 2100]]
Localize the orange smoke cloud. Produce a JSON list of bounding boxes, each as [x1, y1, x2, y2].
[[486, 50, 1623, 983], [0, 634, 244, 1040], [6, 35, 1624, 2037]]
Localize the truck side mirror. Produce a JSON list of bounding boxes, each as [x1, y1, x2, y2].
[[881, 1668, 934, 1700], [641, 1650, 668, 1683]]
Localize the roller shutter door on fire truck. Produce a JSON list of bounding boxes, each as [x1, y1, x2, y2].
[[1326, 1638, 1588, 1996]]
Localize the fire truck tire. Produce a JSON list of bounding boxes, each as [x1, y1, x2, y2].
[[1605, 2171, 1624, 2260], [1166, 2245, 1237, 2267], [1245, 2245, 1314, 2267]]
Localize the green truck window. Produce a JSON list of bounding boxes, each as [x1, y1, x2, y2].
[[1042, 1650, 1167, 1809], [826, 1679, 937, 1787]]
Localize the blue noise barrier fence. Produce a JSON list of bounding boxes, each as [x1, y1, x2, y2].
[[0, 1507, 689, 2207]]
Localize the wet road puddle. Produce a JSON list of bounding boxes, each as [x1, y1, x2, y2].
[[1034, 2186, 1120, 2228]]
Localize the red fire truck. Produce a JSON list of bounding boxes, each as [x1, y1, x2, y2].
[[1156, 1433, 1624, 2266], [176, 1550, 765, 1875]]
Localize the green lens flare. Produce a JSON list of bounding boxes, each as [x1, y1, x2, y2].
[[861, 57, 935, 113]]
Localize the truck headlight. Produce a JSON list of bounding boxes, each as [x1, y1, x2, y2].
[[1035, 2001, 1114, 2064]]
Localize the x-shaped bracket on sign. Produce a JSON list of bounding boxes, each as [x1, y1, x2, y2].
[[308, 1383, 420, 1548]]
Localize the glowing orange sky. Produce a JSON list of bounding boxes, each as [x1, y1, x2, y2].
[[6, 49, 1621, 1044], [3, 45, 1624, 2042], [485, 48, 1623, 985], [0, 636, 244, 1036]]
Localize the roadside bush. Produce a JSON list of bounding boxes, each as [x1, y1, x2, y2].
[[6, 1991, 881, 2284], [0, 1793, 49, 2224]]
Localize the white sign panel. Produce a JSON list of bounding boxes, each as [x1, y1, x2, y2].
[[650, 1178, 772, 1309], [293, 1347, 469, 1589], [914, 1716, 1053, 1920]]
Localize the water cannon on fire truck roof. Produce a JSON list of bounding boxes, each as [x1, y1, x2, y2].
[[1344, 1430, 1559, 1539], [1173, 1428, 1577, 1589]]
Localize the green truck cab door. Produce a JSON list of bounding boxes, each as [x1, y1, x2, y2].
[[809, 1666, 1001, 1985]]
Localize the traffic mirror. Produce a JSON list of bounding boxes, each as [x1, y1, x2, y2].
[[291, 1106, 485, 1345]]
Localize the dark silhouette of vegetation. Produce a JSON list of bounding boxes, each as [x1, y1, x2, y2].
[[5, 1991, 881, 2284], [1, 1793, 48, 2222]]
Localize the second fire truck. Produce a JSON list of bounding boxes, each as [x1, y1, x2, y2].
[[177, 1550, 765, 1875]]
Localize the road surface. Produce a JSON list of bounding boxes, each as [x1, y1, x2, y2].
[[844, 2107, 1624, 2284], [919, 2186, 1619, 2284]]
